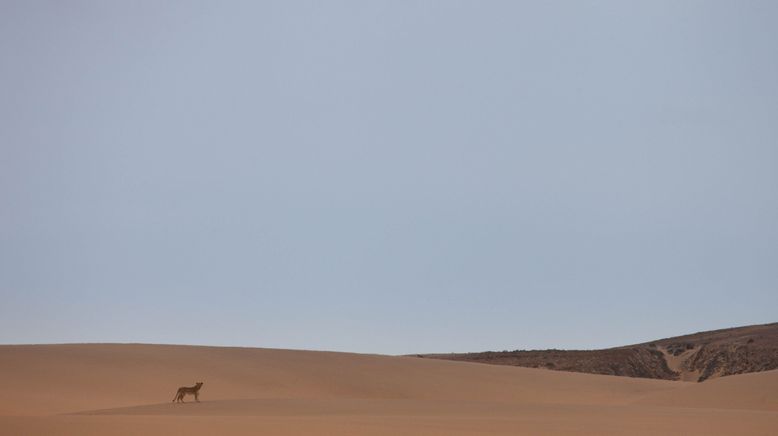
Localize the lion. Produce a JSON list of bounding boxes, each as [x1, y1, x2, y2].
[[172, 382, 203, 403]]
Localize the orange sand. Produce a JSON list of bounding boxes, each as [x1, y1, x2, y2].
[[0, 344, 776, 435]]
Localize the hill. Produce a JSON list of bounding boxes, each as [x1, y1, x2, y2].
[[418, 322, 778, 382]]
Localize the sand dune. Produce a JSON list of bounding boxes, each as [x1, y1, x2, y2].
[[0, 344, 776, 435], [638, 368, 778, 411]]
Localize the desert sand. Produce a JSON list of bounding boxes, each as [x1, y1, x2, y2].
[[0, 344, 776, 435]]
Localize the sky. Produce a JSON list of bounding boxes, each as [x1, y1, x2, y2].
[[1, 0, 776, 355]]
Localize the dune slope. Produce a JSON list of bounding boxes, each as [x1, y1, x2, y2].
[[0, 344, 776, 435]]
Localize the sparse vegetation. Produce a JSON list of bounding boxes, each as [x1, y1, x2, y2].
[[419, 323, 778, 382]]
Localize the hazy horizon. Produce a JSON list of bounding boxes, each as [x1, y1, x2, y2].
[[4, 320, 777, 356], [2, 0, 777, 355]]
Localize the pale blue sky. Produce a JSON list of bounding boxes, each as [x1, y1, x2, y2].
[[1, 1, 776, 354]]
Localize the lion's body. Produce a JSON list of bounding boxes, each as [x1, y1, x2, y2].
[[172, 382, 203, 403]]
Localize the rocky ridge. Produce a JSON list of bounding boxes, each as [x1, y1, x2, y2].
[[418, 322, 778, 382]]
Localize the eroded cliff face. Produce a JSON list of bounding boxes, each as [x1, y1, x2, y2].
[[419, 323, 778, 382], [652, 323, 778, 381], [681, 341, 778, 381]]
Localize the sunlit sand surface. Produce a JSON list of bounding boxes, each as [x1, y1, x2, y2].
[[1, 344, 776, 435]]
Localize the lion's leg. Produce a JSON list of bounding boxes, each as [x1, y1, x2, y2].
[[195, 391, 200, 402]]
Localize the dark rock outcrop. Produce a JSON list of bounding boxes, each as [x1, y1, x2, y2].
[[417, 322, 778, 382]]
